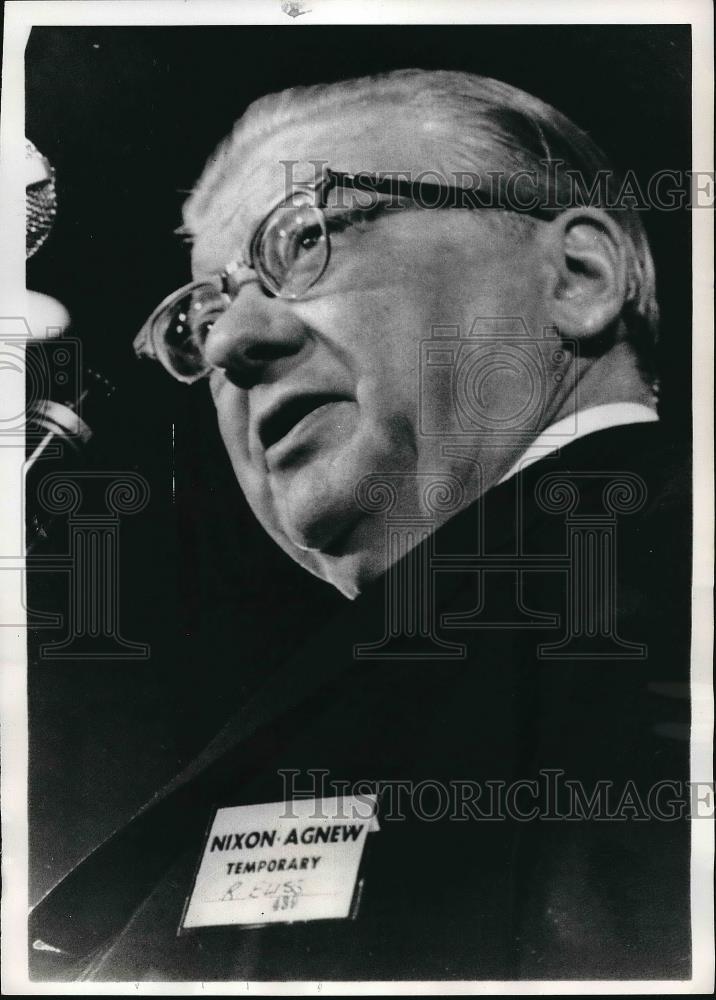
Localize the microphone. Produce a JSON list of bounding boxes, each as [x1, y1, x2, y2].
[[25, 138, 57, 259], [25, 140, 119, 550]]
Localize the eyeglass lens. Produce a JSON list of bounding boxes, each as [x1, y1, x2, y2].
[[254, 194, 329, 298], [154, 192, 331, 380], [155, 284, 225, 381]]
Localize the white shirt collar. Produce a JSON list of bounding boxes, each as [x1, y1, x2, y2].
[[499, 402, 659, 485]]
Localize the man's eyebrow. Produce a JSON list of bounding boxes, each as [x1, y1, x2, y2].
[[323, 195, 409, 222]]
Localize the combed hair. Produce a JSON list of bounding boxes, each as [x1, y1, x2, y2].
[[183, 69, 659, 376]]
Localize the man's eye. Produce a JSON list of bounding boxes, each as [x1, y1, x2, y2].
[[189, 304, 224, 343], [194, 315, 217, 341], [167, 309, 192, 347], [298, 224, 324, 252], [325, 204, 390, 236]]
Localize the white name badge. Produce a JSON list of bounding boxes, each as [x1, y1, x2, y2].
[[181, 795, 379, 930]]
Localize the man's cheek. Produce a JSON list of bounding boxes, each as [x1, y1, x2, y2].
[[232, 458, 271, 515], [214, 411, 272, 525], [217, 405, 252, 469]]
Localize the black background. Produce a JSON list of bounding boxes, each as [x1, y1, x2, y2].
[[25, 25, 692, 903]]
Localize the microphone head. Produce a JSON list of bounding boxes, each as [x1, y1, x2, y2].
[[26, 138, 57, 259]]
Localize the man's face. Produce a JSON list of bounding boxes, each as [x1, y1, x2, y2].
[[192, 110, 551, 591]]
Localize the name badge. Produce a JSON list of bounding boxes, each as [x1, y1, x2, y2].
[[181, 795, 379, 930]]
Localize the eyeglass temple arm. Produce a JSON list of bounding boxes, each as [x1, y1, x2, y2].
[[331, 170, 554, 219]]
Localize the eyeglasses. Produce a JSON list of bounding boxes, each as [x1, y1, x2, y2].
[[133, 165, 551, 384]]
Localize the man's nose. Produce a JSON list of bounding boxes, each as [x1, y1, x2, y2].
[[203, 279, 307, 390]]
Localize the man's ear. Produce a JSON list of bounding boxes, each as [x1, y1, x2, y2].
[[538, 207, 630, 340]]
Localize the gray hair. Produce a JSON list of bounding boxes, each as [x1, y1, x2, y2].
[[183, 68, 659, 376]]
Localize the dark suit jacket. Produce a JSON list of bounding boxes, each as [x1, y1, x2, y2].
[[29, 423, 692, 981]]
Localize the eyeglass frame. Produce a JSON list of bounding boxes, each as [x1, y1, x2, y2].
[[133, 164, 555, 384]]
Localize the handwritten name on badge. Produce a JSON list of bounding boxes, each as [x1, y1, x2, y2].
[[181, 795, 379, 929]]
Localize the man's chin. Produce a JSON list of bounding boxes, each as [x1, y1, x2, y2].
[[277, 492, 362, 554], [268, 424, 416, 563]]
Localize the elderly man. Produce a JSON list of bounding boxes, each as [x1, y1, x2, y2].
[[30, 70, 690, 982]]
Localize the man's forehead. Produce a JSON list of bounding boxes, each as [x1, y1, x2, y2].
[[190, 107, 446, 273]]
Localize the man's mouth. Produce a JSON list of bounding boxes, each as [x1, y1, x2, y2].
[[259, 392, 353, 453]]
